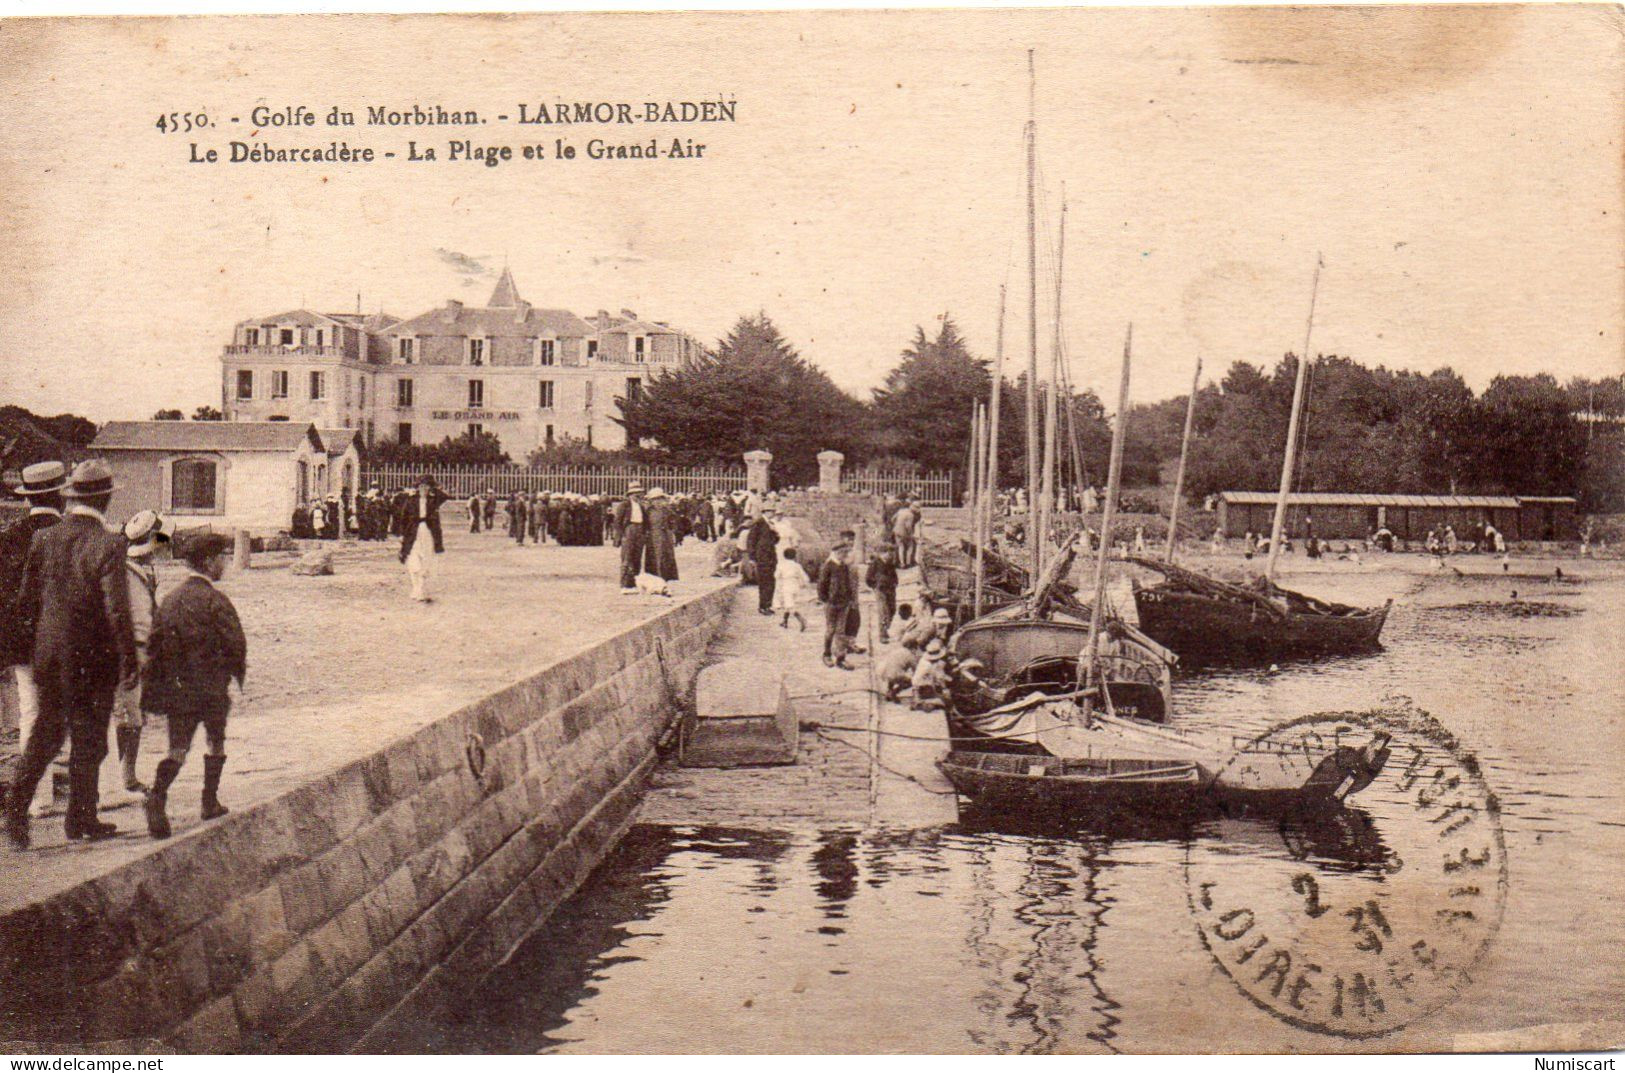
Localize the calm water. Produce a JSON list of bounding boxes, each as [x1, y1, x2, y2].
[[431, 571, 1625, 1053]]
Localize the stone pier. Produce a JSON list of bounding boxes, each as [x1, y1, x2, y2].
[[0, 532, 733, 1053]]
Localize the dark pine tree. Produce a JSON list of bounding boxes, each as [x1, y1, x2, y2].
[[615, 312, 865, 486]]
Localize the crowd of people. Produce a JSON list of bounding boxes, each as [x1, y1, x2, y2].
[[2, 460, 246, 849]]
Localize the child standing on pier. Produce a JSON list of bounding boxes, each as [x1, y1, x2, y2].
[[141, 532, 247, 840], [773, 547, 808, 631]]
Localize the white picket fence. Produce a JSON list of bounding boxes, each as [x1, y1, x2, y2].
[[845, 469, 956, 507], [361, 463, 748, 499]]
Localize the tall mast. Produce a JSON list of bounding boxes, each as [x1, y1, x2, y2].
[[976, 285, 1008, 617], [1024, 49, 1041, 582], [1085, 324, 1133, 694], [1265, 255, 1324, 582], [965, 399, 981, 515], [1038, 194, 1066, 577], [1164, 356, 1202, 562], [968, 401, 985, 556]]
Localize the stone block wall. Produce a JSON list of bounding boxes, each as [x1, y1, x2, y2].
[[0, 584, 733, 1053], [777, 491, 882, 544]]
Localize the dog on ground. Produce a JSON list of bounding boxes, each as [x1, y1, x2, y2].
[[635, 572, 671, 597]]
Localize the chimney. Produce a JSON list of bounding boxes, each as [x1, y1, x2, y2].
[[514, 299, 531, 323], [442, 300, 463, 324], [596, 309, 610, 329], [620, 308, 637, 322]]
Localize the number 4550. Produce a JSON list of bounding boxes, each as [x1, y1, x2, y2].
[[155, 112, 210, 133]]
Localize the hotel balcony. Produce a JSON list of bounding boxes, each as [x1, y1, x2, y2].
[[223, 344, 346, 359]]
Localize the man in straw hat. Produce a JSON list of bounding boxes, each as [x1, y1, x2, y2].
[[6, 459, 139, 847], [1, 461, 67, 814], [141, 531, 245, 839], [116, 510, 169, 793], [617, 481, 649, 594]]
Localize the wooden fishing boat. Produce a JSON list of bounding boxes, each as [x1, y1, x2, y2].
[[919, 539, 1085, 624], [951, 602, 1174, 723], [1128, 556, 1391, 665], [1124, 259, 1390, 666], [938, 750, 1202, 812], [940, 702, 1392, 813]]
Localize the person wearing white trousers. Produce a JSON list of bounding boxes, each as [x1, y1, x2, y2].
[[396, 476, 446, 603]]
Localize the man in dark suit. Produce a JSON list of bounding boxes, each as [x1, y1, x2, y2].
[[1, 462, 67, 817], [6, 459, 139, 847], [617, 483, 649, 593], [817, 531, 858, 670], [397, 475, 446, 602], [141, 532, 246, 839], [747, 507, 781, 615]]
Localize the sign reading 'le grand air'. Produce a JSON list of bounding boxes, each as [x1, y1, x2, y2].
[[430, 410, 521, 421]]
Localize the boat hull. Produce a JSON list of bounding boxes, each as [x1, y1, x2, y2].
[[1132, 585, 1389, 664], [938, 750, 1203, 813]]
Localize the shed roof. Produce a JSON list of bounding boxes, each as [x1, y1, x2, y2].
[[1219, 491, 1522, 509], [317, 427, 361, 457], [93, 421, 322, 453]]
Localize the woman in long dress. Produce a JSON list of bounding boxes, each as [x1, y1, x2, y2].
[[643, 487, 680, 582]]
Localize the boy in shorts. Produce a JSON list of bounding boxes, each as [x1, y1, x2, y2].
[[141, 532, 247, 839]]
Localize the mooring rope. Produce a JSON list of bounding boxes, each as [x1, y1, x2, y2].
[[810, 727, 961, 795]]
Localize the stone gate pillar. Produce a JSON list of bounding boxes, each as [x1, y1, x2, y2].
[[744, 449, 772, 494], [816, 450, 845, 494]]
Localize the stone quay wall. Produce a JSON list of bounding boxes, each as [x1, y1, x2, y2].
[[0, 584, 733, 1053]]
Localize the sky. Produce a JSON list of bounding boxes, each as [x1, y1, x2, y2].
[[0, 6, 1620, 422]]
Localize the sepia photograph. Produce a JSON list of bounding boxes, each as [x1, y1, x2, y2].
[[0, 3, 1621, 1057]]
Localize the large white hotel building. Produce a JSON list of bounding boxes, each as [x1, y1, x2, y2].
[[220, 269, 701, 456]]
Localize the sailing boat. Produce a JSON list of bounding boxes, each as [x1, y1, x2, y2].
[[941, 323, 1394, 813], [926, 55, 1177, 727], [1128, 258, 1391, 665]]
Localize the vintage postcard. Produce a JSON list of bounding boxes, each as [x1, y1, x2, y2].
[[0, 4, 1622, 1058]]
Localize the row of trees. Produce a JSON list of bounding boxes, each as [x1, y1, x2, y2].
[[153, 406, 222, 421], [614, 313, 1620, 510], [615, 313, 1161, 488], [1127, 358, 1622, 509]]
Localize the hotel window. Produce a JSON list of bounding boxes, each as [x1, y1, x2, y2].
[[397, 422, 412, 445], [586, 338, 599, 360], [544, 424, 555, 445], [279, 328, 295, 346], [359, 378, 367, 407], [633, 335, 646, 363], [467, 379, 484, 409], [244, 328, 259, 346], [626, 377, 642, 403], [537, 339, 556, 366], [538, 380, 555, 409], [468, 338, 485, 366], [235, 370, 253, 400], [310, 371, 326, 400], [315, 328, 325, 347], [170, 457, 218, 512], [467, 422, 484, 439], [270, 370, 289, 399], [396, 378, 414, 407], [397, 337, 415, 364]]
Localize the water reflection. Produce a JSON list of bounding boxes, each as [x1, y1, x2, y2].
[[421, 574, 1623, 1053]]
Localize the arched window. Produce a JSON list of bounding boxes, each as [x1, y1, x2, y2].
[[171, 457, 218, 511]]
